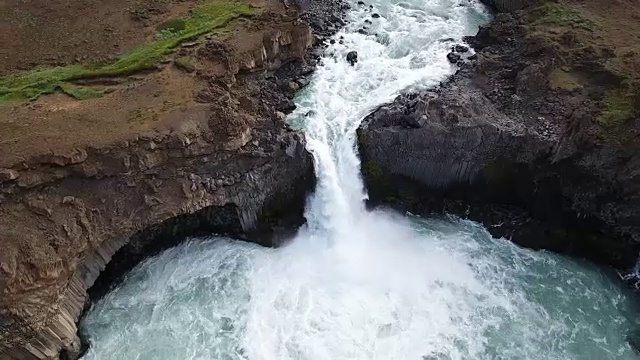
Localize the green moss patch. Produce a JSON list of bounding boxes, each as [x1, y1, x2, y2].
[[529, 3, 599, 32], [174, 57, 197, 73], [157, 18, 187, 33], [0, 1, 253, 102], [59, 83, 109, 100], [599, 82, 640, 127]]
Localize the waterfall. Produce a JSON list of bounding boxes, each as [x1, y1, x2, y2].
[[289, 0, 489, 238]]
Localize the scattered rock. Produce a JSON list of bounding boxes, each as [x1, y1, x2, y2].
[[62, 196, 75, 204], [346, 51, 358, 66], [372, 13, 380, 18], [296, 78, 311, 88], [0, 168, 19, 182], [446, 52, 461, 64], [453, 44, 469, 53], [288, 81, 300, 91]]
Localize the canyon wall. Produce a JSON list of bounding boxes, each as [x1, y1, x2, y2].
[[359, 0, 640, 269], [0, 0, 350, 355]]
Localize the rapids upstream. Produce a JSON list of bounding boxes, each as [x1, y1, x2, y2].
[[80, 0, 640, 359]]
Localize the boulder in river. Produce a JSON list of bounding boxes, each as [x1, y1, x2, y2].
[[446, 52, 461, 64], [346, 50, 358, 65], [453, 44, 469, 53]]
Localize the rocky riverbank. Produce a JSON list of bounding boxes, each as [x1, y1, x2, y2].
[[0, 0, 347, 358], [359, 0, 640, 270]]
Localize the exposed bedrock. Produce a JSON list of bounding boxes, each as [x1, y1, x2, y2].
[[358, 4, 640, 271], [1, 131, 314, 360], [0, 5, 346, 358], [359, 75, 639, 270]]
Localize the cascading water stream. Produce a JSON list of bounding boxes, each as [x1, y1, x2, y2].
[[80, 0, 640, 359], [291, 0, 489, 234]]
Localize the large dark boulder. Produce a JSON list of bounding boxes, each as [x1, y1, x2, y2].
[[479, 0, 539, 12], [346, 50, 358, 65]]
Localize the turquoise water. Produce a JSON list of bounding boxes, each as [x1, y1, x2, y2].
[[81, 214, 640, 359]]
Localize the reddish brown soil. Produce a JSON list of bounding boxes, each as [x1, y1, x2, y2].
[[0, 0, 290, 168], [566, 0, 640, 79], [0, 0, 207, 75]]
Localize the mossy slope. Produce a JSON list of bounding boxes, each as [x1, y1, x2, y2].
[[0, 1, 253, 101]]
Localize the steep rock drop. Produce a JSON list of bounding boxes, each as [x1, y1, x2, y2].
[[79, 0, 640, 359], [0, 4, 326, 358], [358, 0, 640, 271]]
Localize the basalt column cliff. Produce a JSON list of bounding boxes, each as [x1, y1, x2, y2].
[[0, 0, 347, 357], [359, 0, 640, 269]]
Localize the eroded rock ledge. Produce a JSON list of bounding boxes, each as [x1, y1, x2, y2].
[[0, 0, 347, 357], [0, 76, 312, 359], [358, 0, 640, 270]]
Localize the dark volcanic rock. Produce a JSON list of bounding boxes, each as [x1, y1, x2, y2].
[[453, 44, 469, 53], [358, 7, 640, 271], [347, 50, 358, 65], [479, 0, 539, 12], [297, 0, 347, 39], [446, 52, 461, 64]]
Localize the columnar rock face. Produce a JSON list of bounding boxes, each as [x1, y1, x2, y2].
[[0, 3, 340, 357], [359, 78, 553, 191], [0, 128, 314, 359], [359, 1, 640, 270]]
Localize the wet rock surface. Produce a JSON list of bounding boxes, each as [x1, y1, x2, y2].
[[347, 50, 359, 65], [358, 1, 640, 272]]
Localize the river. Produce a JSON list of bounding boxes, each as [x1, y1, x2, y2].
[[80, 0, 640, 359]]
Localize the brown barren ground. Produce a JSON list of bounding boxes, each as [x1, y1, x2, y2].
[[0, 0, 286, 168]]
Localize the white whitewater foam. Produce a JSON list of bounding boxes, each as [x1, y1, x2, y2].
[[81, 216, 640, 360], [80, 0, 640, 359], [289, 0, 489, 235]]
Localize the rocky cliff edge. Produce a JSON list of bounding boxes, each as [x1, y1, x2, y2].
[[0, 0, 347, 357], [359, 0, 640, 270]]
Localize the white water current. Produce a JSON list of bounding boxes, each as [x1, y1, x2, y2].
[[80, 0, 640, 359]]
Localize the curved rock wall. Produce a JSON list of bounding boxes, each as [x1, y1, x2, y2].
[[0, 120, 314, 360], [0, 19, 323, 360]]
